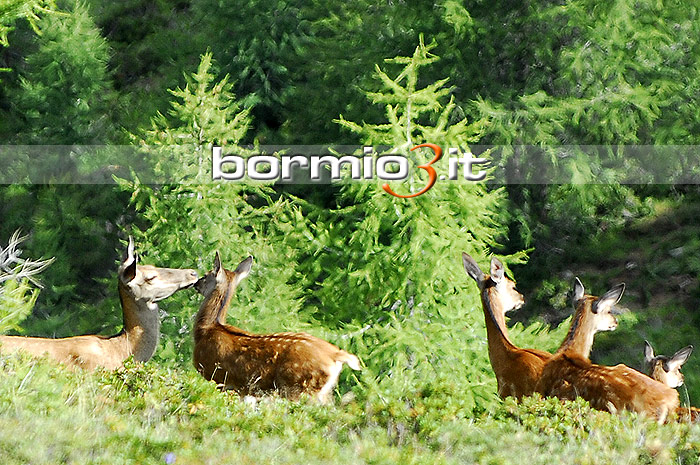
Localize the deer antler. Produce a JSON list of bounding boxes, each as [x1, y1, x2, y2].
[[0, 230, 54, 289]]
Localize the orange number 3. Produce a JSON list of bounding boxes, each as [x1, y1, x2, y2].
[[382, 143, 443, 198]]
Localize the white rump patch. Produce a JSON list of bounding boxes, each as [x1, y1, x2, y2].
[[317, 361, 343, 404]]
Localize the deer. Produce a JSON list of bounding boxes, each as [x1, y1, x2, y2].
[[0, 237, 198, 370], [554, 278, 623, 358], [462, 252, 553, 399], [536, 279, 679, 423], [643, 341, 698, 422], [462, 253, 625, 400], [192, 252, 361, 404], [644, 341, 693, 390]]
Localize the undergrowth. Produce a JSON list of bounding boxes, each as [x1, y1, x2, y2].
[[0, 353, 698, 465]]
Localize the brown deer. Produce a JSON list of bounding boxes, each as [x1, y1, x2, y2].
[[643, 341, 698, 422], [462, 252, 552, 399], [554, 278, 623, 358], [0, 237, 198, 370], [644, 341, 693, 389], [192, 253, 360, 404], [536, 280, 679, 423]]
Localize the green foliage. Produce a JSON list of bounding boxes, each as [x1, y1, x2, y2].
[[81, 0, 200, 135], [512, 191, 700, 405], [281, 0, 478, 144], [118, 44, 567, 416], [335, 37, 482, 153], [299, 40, 555, 412], [0, 230, 52, 334], [125, 53, 310, 365], [0, 279, 38, 333], [90, 0, 485, 144], [470, 1, 700, 384], [492, 395, 605, 439], [1, 354, 699, 465], [7, 0, 113, 144], [2, 2, 700, 459], [471, 0, 700, 272], [476, 0, 700, 146], [149, 52, 252, 150], [0, 185, 133, 337], [187, 0, 301, 141], [0, 0, 56, 47]]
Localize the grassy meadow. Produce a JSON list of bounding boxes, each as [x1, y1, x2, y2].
[[1, 353, 699, 465], [4, 1, 700, 463]]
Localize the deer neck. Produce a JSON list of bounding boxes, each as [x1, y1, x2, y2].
[[195, 280, 234, 330], [481, 285, 517, 359], [556, 302, 596, 358], [112, 281, 162, 362]]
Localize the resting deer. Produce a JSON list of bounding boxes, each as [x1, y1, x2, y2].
[[644, 341, 693, 389], [462, 254, 622, 399], [193, 253, 360, 404], [462, 252, 552, 399], [0, 237, 198, 370], [536, 280, 679, 423], [554, 278, 623, 358], [644, 341, 698, 422]]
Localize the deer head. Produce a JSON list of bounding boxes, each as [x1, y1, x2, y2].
[[0, 237, 199, 369], [573, 278, 624, 333], [118, 237, 199, 304], [195, 252, 253, 297], [463, 253, 524, 314], [644, 341, 693, 389]]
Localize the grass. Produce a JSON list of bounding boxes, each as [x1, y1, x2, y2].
[[1, 353, 699, 465], [3, 191, 700, 464]]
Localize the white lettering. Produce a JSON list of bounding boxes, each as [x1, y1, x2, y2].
[[247, 155, 280, 181], [281, 155, 309, 181], [212, 146, 244, 180], [310, 156, 362, 180], [376, 156, 408, 180]]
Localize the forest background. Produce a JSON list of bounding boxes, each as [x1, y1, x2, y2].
[[1, 1, 700, 463]]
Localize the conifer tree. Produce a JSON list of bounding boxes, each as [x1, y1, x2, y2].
[[0, 2, 129, 339], [11, 0, 112, 144], [301, 38, 567, 408], [125, 46, 569, 410], [125, 53, 313, 363], [470, 0, 700, 320], [0, 0, 56, 47]]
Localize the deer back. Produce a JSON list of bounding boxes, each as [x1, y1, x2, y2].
[[537, 353, 679, 422], [192, 253, 359, 402]]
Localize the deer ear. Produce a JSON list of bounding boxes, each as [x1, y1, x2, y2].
[[462, 252, 484, 283], [233, 256, 253, 287], [213, 251, 226, 281], [490, 257, 504, 283], [668, 345, 693, 370], [592, 283, 625, 314], [573, 277, 585, 307], [127, 236, 135, 261], [644, 340, 655, 365], [120, 237, 137, 283]]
